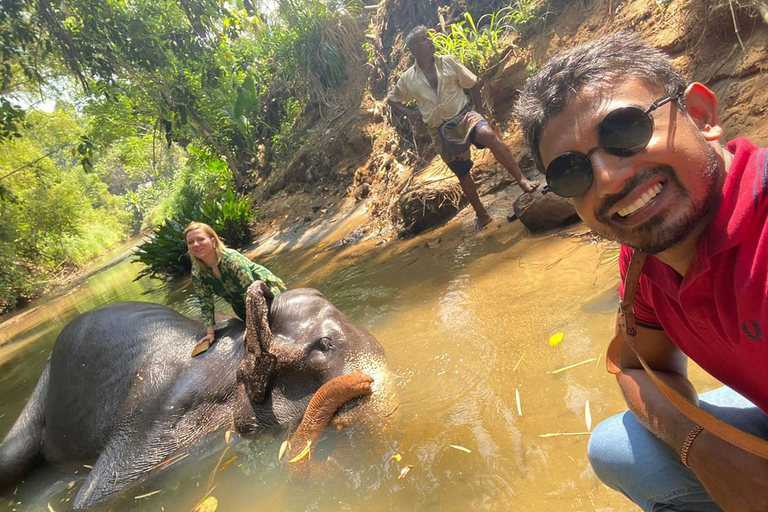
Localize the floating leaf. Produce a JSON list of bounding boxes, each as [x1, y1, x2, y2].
[[549, 358, 597, 375], [549, 332, 564, 347], [278, 440, 289, 461], [220, 456, 237, 471], [515, 388, 522, 416], [398, 464, 414, 480], [390, 453, 402, 462], [449, 445, 472, 453], [585, 400, 592, 431], [288, 441, 312, 463], [134, 490, 162, 500], [191, 496, 219, 512], [539, 432, 591, 438]]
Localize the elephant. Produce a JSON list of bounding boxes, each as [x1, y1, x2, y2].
[[0, 283, 393, 509]]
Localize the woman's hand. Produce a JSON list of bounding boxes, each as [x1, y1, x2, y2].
[[191, 332, 215, 357]]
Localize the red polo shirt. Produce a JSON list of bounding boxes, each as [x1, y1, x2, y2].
[[619, 138, 768, 413]]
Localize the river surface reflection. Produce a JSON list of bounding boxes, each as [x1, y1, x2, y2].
[[0, 222, 717, 512]]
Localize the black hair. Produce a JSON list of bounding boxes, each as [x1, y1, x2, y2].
[[514, 31, 687, 172]]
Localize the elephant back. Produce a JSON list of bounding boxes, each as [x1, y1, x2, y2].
[[42, 302, 204, 461]]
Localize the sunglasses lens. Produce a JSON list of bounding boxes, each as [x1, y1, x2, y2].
[[546, 153, 594, 197], [599, 107, 653, 157]]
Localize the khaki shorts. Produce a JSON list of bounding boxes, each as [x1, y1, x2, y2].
[[428, 110, 488, 178]]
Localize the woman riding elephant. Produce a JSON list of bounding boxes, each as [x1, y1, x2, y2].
[[185, 221, 286, 355]]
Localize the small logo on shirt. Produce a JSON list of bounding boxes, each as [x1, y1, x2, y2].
[[742, 320, 763, 341]]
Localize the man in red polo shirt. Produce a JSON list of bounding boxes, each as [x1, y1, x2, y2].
[[515, 32, 768, 512]]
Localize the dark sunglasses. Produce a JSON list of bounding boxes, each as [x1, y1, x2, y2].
[[542, 91, 683, 198]]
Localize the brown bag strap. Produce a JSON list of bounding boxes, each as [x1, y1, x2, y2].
[[606, 251, 768, 459]]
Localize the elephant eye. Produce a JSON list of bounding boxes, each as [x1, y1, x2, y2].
[[315, 336, 334, 352]]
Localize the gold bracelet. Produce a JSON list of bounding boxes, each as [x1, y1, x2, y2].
[[680, 424, 704, 468]]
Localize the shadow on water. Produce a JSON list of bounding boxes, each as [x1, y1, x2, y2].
[[0, 221, 718, 512]]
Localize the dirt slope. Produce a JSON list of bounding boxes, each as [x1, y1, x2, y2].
[[250, 0, 768, 254]]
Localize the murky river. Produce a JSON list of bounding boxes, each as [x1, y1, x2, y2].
[[0, 220, 718, 512]]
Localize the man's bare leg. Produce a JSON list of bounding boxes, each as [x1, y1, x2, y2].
[[457, 172, 493, 230], [473, 126, 540, 193]]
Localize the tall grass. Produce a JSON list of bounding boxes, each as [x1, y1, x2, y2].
[[431, 2, 542, 72]]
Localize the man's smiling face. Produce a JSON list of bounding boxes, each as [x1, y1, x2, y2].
[[538, 79, 723, 254]]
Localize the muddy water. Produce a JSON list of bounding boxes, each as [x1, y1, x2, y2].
[[0, 223, 718, 512]]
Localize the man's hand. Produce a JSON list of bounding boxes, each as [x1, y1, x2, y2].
[[405, 110, 424, 124], [387, 99, 423, 125], [689, 431, 768, 512]]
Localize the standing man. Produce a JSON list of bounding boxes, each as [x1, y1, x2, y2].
[[515, 32, 768, 512], [388, 26, 539, 231]]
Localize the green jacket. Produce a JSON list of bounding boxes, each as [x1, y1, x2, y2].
[[191, 248, 286, 327]]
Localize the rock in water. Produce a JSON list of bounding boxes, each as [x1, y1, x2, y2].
[[513, 175, 580, 232]]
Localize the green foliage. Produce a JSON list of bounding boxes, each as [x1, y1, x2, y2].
[[133, 147, 257, 281], [431, 2, 542, 73], [270, 97, 304, 160], [0, 107, 131, 313], [201, 189, 255, 247], [133, 187, 257, 281], [0, 98, 27, 140], [133, 218, 191, 280]]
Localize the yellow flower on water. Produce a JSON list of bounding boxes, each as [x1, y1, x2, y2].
[[549, 332, 564, 348]]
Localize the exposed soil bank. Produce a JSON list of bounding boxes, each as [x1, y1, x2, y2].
[[248, 0, 768, 261]]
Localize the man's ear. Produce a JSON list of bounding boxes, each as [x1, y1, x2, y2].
[[683, 82, 723, 142]]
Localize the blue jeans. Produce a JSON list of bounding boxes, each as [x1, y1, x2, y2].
[[588, 387, 768, 511]]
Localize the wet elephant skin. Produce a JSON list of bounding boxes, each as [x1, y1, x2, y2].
[[0, 287, 389, 509]]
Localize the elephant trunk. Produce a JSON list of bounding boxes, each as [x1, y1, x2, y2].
[[284, 371, 374, 468]]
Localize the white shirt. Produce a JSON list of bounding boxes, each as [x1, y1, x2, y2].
[[388, 54, 478, 127]]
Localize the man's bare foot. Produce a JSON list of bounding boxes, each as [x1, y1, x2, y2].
[[520, 178, 540, 193], [475, 214, 493, 231]]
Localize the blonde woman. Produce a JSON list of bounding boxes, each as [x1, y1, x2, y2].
[[185, 221, 286, 355]]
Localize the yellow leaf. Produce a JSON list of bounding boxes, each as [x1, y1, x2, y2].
[[191, 496, 219, 512], [585, 400, 592, 431], [288, 440, 312, 463], [449, 445, 471, 453], [397, 464, 414, 480], [515, 388, 522, 416], [220, 456, 237, 471], [48, 503, 55, 512], [549, 332, 564, 347], [224, 430, 231, 444], [278, 440, 289, 461], [390, 453, 402, 462]]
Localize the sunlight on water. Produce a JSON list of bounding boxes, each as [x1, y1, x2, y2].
[[0, 223, 719, 512]]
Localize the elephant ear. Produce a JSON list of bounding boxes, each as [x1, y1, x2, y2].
[[236, 280, 278, 403]]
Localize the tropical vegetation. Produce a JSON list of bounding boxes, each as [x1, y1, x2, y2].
[[0, 0, 550, 312]]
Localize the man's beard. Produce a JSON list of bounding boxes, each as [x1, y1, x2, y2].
[[591, 144, 721, 255]]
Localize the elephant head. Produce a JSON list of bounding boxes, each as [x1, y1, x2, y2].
[[235, 282, 392, 438]]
